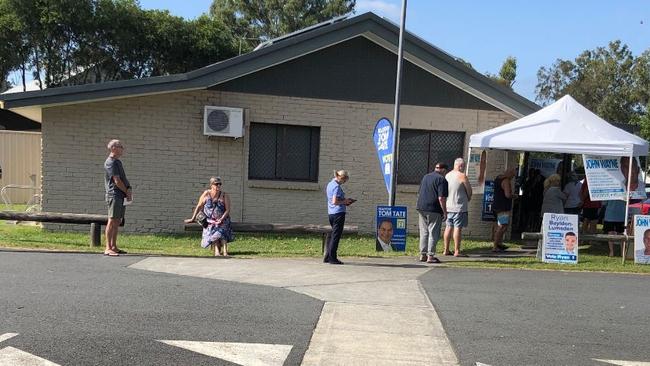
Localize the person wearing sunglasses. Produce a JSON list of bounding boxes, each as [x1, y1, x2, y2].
[[185, 176, 234, 256]]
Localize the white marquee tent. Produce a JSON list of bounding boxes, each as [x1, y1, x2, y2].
[[469, 95, 648, 157], [468, 95, 649, 261]]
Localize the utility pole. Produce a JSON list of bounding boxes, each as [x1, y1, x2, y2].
[[388, 0, 407, 206]]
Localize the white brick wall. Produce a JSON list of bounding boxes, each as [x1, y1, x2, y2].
[[41, 90, 516, 237]]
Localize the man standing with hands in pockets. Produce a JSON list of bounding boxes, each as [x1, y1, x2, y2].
[[104, 139, 132, 256]]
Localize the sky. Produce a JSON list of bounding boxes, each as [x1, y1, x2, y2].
[[65, 1, 650, 102]]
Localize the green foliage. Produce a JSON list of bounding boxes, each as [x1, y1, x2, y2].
[[486, 56, 517, 89], [209, 0, 355, 52], [536, 41, 649, 130], [0, 0, 240, 89]]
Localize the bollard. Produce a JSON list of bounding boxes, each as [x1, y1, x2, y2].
[[90, 223, 101, 247]]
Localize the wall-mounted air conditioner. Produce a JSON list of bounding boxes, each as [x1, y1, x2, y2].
[[203, 106, 244, 138]]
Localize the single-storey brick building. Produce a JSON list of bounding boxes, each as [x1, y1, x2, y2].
[[0, 12, 538, 236]]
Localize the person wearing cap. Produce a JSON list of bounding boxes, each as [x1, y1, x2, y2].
[[103, 139, 132, 256], [325, 170, 355, 264], [416, 162, 448, 264]]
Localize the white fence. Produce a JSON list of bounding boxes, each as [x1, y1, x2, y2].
[[0, 130, 41, 205]]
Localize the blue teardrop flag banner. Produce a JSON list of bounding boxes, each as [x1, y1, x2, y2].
[[373, 118, 394, 195]]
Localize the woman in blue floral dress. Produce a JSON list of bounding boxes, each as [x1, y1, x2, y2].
[[185, 177, 234, 256]]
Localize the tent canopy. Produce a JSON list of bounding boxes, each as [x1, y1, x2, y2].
[[469, 95, 649, 157]]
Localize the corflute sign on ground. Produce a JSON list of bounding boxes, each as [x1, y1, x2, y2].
[[542, 213, 579, 264], [634, 215, 650, 264], [375, 205, 407, 252]]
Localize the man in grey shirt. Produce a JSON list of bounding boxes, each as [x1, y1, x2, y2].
[[104, 139, 132, 256], [443, 158, 472, 257]]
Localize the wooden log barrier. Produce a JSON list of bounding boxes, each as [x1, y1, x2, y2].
[[0, 211, 109, 247]]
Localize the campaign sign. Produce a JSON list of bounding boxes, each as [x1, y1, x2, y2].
[[468, 150, 486, 194], [583, 155, 645, 201], [376, 205, 407, 252], [372, 118, 394, 195], [529, 158, 562, 178], [542, 213, 579, 264], [633, 215, 650, 264], [481, 180, 495, 221]]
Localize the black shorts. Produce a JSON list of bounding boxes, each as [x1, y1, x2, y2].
[[603, 221, 625, 234], [582, 208, 599, 220]]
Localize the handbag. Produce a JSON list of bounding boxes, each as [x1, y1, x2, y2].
[[195, 211, 209, 228]]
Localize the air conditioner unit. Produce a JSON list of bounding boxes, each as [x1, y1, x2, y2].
[[203, 106, 244, 138]]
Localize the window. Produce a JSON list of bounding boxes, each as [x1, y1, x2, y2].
[[398, 129, 465, 184], [248, 123, 320, 182]]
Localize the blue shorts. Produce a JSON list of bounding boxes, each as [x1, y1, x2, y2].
[[446, 212, 468, 228], [496, 211, 510, 226]]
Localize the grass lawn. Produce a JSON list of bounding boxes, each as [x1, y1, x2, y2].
[[1, 219, 649, 274]]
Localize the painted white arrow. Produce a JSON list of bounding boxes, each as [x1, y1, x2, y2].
[[593, 359, 650, 366], [0, 346, 61, 366], [0, 333, 18, 343], [159, 340, 292, 366]]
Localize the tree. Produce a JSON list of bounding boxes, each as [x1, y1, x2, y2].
[[536, 41, 647, 126], [209, 0, 355, 52], [486, 56, 517, 89]]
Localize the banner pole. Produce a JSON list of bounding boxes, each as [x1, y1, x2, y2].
[[388, 0, 407, 206], [623, 150, 633, 264]]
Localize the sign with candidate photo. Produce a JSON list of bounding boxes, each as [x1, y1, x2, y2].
[[582, 155, 645, 201], [375, 205, 407, 252], [633, 215, 650, 265], [542, 213, 579, 264]]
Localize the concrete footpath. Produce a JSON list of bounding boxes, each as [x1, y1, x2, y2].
[[130, 257, 459, 366]]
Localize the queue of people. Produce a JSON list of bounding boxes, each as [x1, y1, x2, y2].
[[104, 139, 634, 262]]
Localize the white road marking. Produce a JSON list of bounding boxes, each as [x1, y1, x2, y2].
[[159, 340, 292, 366], [593, 359, 650, 366], [0, 333, 18, 343], [0, 346, 61, 365]]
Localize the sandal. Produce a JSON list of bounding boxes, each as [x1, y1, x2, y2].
[[442, 251, 453, 256], [426, 257, 441, 264], [103, 251, 119, 257], [454, 253, 469, 257]]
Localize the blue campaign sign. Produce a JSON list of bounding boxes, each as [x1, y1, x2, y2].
[[372, 118, 394, 195], [482, 180, 496, 221], [376, 205, 407, 252]]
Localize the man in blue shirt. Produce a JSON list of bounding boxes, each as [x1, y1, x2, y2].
[[325, 170, 355, 264]]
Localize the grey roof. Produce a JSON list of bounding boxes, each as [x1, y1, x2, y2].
[[0, 12, 540, 116]]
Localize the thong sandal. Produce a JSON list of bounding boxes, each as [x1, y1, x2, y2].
[[103, 251, 119, 257], [426, 257, 441, 264]]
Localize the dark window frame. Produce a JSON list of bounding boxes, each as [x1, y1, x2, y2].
[[248, 122, 320, 182], [397, 128, 466, 185]]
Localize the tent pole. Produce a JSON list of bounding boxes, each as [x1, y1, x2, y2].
[[466, 147, 471, 175], [622, 150, 634, 264]]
